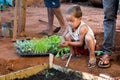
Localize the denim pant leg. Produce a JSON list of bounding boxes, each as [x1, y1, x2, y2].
[[102, 0, 119, 55]]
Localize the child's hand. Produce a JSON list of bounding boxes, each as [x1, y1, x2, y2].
[[59, 41, 69, 47], [59, 42, 65, 47]]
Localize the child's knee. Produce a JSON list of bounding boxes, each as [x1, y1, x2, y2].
[[85, 34, 93, 42]]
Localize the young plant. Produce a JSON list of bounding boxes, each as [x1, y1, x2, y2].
[[48, 35, 70, 57], [32, 37, 50, 54], [48, 35, 61, 53], [14, 35, 70, 56], [14, 40, 34, 53]]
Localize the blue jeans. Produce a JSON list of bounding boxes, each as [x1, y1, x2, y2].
[[102, 0, 119, 55]]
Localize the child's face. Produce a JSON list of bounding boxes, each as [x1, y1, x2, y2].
[[66, 14, 81, 29]]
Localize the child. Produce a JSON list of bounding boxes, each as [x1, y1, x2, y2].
[[59, 5, 96, 68]]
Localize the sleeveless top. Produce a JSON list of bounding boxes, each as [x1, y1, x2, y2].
[[68, 21, 96, 42]]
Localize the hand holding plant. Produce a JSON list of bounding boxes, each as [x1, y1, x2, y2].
[[59, 41, 70, 47]]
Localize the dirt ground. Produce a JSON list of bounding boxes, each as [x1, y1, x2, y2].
[[0, 1, 120, 79]]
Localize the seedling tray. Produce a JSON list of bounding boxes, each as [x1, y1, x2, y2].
[[16, 48, 56, 57]]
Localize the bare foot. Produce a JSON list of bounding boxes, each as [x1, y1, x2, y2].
[[56, 28, 65, 35], [40, 29, 54, 36]]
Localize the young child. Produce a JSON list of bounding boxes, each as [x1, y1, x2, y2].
[[59, 5, 96, 68]]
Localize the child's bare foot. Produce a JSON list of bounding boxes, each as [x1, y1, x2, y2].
[[61, 53, 71, 60], [61, 53, 80, 60]]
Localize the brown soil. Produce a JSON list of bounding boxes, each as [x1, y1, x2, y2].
[[15, 68, 83, 80], [0, 1, 120, 79]]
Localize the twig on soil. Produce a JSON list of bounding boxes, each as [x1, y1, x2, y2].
[[65, 53, 72, 68]]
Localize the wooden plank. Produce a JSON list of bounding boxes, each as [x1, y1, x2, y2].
[[0, 64, 49, 80], [12, 0, 19, 41], [17, 0, 22, 36], [12, 0, 27, 41], [0, 63, 106, 80], [17, 0, 27, 37], [20, 0, 27, 37]]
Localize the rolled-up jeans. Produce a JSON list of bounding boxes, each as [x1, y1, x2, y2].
[[102, 0, 119, 55]]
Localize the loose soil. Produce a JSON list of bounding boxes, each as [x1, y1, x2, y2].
[[0, 1, 120, 79], [14, 68, 83, 80]]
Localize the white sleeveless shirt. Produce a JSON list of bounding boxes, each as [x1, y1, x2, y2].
[[68, 21, 96, 43]]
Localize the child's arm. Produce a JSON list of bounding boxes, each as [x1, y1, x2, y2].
[[59, 27, 69, 47]]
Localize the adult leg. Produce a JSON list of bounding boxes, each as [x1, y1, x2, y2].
[[47, 8, 54, 31], [98, 0, 119, 68], [53, 8, 65, 27], [102, 0, 119, 55], [41, 8, 54, 35], [53, 8, 65, 34]]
